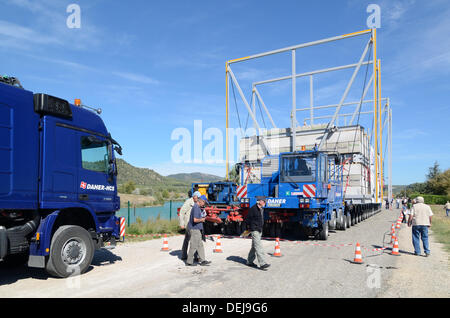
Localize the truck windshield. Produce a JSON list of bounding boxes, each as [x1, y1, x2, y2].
[[81, 136, 109, 173], [280, 155, 316, 183]]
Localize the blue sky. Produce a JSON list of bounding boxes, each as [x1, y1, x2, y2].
[[1, 0, 449, 184]]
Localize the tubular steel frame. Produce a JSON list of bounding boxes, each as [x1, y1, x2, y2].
[[225, 29, 391, 203]]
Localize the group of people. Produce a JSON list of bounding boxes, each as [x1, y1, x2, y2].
[[179, 191, 444, 264], [178, 192, 270, 270]]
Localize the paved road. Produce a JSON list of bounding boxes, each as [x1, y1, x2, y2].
[[0, 207, 448, 297]]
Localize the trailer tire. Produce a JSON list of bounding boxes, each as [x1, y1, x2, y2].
[[340, 212, 347, 231], [336, 211, 344, 230], [318, 222, 328, 240], [328, 211, 337, 230], [46, 225, 94, 278]]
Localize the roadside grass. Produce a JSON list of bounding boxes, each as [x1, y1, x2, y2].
[[122, 216, 182, 243], [430, 205, 450, 253]]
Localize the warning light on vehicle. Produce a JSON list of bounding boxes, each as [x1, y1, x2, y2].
[[74, 99, 81, 106]]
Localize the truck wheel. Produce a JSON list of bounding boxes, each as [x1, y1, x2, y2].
[[328, 211, 337, 230], [346, 213, 351, 228], [46, 225, 94, 278], [318, 222, 328, 240]]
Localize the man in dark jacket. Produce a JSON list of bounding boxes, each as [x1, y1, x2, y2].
[[245, 196, 270, 270]]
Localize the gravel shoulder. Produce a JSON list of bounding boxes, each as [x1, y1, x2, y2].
[[379, 221, 450, 298]]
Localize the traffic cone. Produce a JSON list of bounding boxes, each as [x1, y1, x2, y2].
[[391, 237, 400, 256], [395, 221, 401, 229], [272, 238, 282, 257], [161, 234, 171, 251], [351, 242, 363, 264], [213, 235, 223, 253]]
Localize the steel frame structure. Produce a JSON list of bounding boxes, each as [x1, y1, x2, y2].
[[225, 29, 392, 203]]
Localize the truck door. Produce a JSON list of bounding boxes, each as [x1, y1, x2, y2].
[[40, 117, 116, 212], [78, 133, 116, 212]]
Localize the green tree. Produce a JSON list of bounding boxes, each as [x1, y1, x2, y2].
[[228, 164, 240, 183], [123, 181, 136, 194]]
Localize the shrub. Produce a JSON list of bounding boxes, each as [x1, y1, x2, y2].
[[410, 193, 450, 205]]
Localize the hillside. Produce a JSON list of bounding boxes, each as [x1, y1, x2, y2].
[[116, 159, 190, 196], [166, 172, 223, 183], [115, 159, 223, 206]]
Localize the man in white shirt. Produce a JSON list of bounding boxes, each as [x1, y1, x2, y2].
[[408, 196, 433, 257], [179, 191, 201, 260]]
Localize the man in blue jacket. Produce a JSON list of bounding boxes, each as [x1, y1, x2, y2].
[[186, 195, 212, 266], [245, 196, 270, 270]]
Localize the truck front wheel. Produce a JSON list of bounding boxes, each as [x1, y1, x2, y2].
[[46, 225, 95, 278]]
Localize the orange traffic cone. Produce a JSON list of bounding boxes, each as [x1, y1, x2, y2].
[[351, 242, 363, 264], [213, 235, 223, 253], [272, 238, 282, 257], [391, 237, 400, 256], [161, 234, 171, 251]]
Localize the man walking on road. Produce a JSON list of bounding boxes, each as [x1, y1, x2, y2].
[[408, 196, 433, 257], [245, 196, 270, 270], [179, 191, 201, 260], [444, 201, 450, 217], [186, 195, 211, 266]]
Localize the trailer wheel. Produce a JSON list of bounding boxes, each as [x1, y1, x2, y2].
[[336, 210, 345, 230], [339, 212, 347, 231], [46, 225, 94, 278], [318, 222, 328, 240], [328, 211, 337, 230]]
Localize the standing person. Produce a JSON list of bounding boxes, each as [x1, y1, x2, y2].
[[444, 201, 450, 217], [245, 196, 270, 270], [186, 195, 211, 266], [408, 196, 433, 257], [179, 191, 201, 260]]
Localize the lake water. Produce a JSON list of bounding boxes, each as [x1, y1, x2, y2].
[[116, 201, 185, 224]]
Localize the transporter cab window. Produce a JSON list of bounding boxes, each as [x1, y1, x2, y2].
[[81, 136, 109, 173]]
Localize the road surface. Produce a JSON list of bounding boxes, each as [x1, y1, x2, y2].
[[0, 207, 448, 298]]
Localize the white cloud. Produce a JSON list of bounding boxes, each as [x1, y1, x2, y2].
[[0, 20, 61, 45], [112, 71, 160, 85]]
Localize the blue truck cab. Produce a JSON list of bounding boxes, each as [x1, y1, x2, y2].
[[0, 78, 122, 277], [245, 148, 346, 240]]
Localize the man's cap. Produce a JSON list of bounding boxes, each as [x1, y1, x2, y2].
[[199, 195, 209, 203], [192, 191, 202, 197], [256, 196, 267, 201]]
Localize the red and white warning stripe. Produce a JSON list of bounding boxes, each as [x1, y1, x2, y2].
[[236, 185, 247, 199], [120, 217, 126, 237], [302, 184, 316, 198]]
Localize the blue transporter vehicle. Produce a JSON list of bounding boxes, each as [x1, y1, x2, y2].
[[0, 77, 122, 277], [245, 148, 350, 240]]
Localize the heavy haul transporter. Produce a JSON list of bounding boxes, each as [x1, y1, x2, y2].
[[0, 76, 122, 277]]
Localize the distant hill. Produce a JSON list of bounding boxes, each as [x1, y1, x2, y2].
[[116, 159, 190, 193], [166, 172, 224, 183], [116, 159, 224, 199]]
